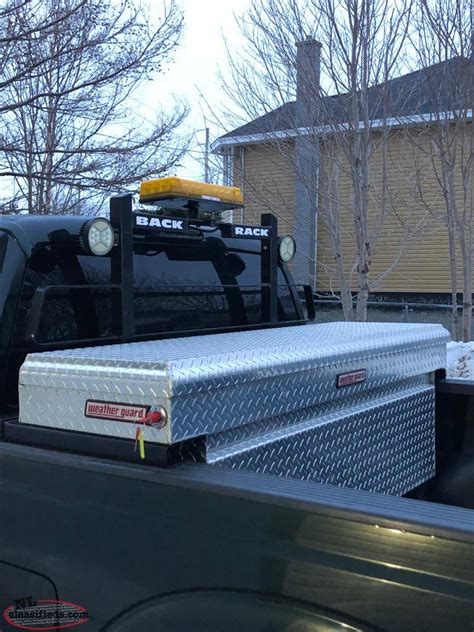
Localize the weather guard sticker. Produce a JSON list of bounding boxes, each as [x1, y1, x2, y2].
[[85, 400, 150, 423], [336, 369, 367, 388]]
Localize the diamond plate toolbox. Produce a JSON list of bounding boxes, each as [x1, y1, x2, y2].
[[203, 385, 436, 496], [18, 321, 449, 492]]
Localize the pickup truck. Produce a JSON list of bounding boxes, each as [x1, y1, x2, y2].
[[0, 178, 473, 632]]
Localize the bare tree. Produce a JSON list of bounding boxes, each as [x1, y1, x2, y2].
[[216, 0, 420, 321], [0, 0, 189, 214], [0, 1, 88, 107], [407, 0, 473, 340]]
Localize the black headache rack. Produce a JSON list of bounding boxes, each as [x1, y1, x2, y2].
[[21, 194, 314, 348], [107, 193, 314, 343], [25, 284, 315, 348]]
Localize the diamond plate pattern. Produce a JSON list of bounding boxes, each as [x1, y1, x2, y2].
[[19, 322, 449, 445], [18, 384, 171, 443], [205, 386, 435, 495], [205, 375, 430, 450]]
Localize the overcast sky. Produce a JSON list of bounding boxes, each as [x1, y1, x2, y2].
[[139, 0, 251, 181]]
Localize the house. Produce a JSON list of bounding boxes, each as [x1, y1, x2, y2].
[[213, 40, 472, 298]]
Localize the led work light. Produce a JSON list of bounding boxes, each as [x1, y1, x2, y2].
[[278, 235, 296, 262], [81, 218, 115, 256]]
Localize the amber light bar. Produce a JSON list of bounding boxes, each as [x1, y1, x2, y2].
[[139, 176, 244, 207]]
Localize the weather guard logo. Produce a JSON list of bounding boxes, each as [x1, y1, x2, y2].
[[336, 369, 367, 388], [3, 597, 89, 630], [85, 400, 150, 423]]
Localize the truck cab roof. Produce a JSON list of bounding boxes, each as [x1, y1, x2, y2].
[[0, 214, 103, 255]]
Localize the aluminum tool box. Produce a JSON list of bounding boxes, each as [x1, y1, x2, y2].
[[18, 322, 450, 494]]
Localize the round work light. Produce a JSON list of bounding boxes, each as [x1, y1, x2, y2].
[[278, 235, 296, 262], [81, 218, 115, 256]]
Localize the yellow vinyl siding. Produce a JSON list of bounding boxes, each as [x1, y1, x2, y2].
[[317, 130, 468, 293], [233, 144, 295, 234], [232, 128, 472, 294]]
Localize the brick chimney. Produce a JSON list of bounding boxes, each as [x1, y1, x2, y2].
[[293, 38, 322, 288], [296, 38, 322, 127]]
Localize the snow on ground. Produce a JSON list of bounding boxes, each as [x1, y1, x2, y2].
[[447, 341, 474, 379]]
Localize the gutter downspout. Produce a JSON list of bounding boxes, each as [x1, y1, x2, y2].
[[240, 147, 245, 224], [223, 147, 235, 223]]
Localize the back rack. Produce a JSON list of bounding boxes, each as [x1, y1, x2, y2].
[[109, 193, 312, 344]]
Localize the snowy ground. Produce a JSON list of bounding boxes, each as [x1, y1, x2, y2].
[[447, 341, 474, 379]]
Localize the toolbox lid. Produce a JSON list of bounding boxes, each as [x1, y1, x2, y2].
[[19, 321, 449, 444], [21, 321, 449, 382]]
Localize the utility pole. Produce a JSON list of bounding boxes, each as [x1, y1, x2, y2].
[[204, 127, 210, 183]]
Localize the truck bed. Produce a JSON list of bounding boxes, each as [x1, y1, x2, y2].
[[0, 441, 473, 632], [17, 321, 449, 496]]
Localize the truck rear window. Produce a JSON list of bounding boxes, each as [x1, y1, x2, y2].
[[133, 242, 296, 334], [14, 239, 299, 345]]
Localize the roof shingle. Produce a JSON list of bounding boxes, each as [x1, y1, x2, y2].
[[219, 57, 471, 142]]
